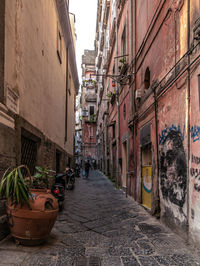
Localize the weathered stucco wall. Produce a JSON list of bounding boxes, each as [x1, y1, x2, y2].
[[189, 64, 200, 244], [4, 0, 75, 153], [65, 65, 76, 156]]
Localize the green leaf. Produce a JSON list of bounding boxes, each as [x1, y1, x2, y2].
[[18, 182, 30, 208], [35, 166, 44, 172], [16, 183, 20, 205], [18, 168, 28, 187], [33, 173, 42, 178], [6, 170, 14, 199], [14, 169, 18, 194]]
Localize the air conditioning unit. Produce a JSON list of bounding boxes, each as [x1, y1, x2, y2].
[[135, 89, 142, 100]]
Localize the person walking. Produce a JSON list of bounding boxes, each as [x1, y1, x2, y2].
[[85, 160, 91, 178]]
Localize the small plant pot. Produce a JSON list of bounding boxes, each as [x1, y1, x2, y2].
[[7, 190, 58, 245]]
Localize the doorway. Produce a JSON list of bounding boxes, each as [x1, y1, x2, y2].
[[141, 144, 152, 209]]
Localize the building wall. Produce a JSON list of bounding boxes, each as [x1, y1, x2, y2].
[[5, 0, 67, 150], [189, 0, 200, 244], [96, 0, 200, 245], [0, 0, 78, 239], [65, 64, 76, 158]]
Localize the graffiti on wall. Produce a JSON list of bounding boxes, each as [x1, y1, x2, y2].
[[190, 154, 200, 192], [159, 124, 185, 145], [191, 126, 200, 142], [160, 129, 187, 208]]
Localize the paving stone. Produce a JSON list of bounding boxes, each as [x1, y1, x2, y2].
[[108, 246, 133, 257], [133, 239, 155, 255], [102, 256, 122, 266], [25, 254, 58, 266], [153, 255, 177, 265], [138, 256, 160, 266], [121, 256, 140, 266], [171, 254, 200, 265], [0, 250, 28, 265]]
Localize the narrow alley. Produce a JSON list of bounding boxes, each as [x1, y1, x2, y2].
[[0, 171, 200, 266]]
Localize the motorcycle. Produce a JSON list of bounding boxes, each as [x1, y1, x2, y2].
[[66, 168, 75, 190], [51, 173, 65, 211]]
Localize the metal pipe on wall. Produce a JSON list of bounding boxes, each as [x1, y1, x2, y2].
[[115, 0, 120, 187], [186, 0, 190, 238]]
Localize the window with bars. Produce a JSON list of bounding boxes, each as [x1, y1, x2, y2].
[[21, 135, 37, 175]]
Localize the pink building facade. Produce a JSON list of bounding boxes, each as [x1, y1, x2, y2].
[[95, 0, 200, 245]]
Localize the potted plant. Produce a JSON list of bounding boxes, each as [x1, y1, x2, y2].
[[32, 166, 55, 189], [0, 165, 58, 245]]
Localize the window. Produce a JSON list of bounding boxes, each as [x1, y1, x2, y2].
[[144, 67, 150, 90], [113, 124, 115, 139], [90, 106, 94, 116], [121, 26, 126, 55], [57, 24, 62, 64], [21, 135, 37, 175]]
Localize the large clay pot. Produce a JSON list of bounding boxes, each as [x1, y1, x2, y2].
[[7, 189, 58, 245]]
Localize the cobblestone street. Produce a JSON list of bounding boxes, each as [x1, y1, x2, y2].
[[0, 170, 200, 265]]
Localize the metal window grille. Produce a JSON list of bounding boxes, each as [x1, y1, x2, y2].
[[21, 135, 37, 175]]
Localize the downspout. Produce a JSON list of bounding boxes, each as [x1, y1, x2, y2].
[[186, 0, 190, 238], [153, 88, 160, 216], [126, 0, 133, 197], [116, 2, 120, 187], [174, 9, 178, 76], [133, 0, 137, 200]]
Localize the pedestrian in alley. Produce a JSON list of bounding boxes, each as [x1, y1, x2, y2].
[[85, 160, 91, 178]]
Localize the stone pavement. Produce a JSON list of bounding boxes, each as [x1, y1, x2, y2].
[[0, 170, 200, 265]]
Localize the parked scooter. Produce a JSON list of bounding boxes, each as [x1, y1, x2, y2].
[[66, 167, 75, 190], [51, 173, 65, 211]]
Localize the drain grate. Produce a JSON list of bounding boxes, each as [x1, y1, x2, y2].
[[73, 256, 101, 266]]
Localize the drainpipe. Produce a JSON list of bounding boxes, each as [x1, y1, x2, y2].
[[154, 88, 160, 215], [174, 9, 178, 76], [186, 0, 190, 239], [126, 0, 133, 197], [115, 2, 120, 187], [133, 0, 137, 200]]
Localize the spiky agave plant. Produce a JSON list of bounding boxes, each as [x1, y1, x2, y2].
[[0, 165, 32, 208]]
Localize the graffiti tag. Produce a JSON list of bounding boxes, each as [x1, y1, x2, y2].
[[190, 126, 200, 142], [194, 183, 200, 192], [192, 154, 200, 164], [190, 168, 200, 179], [159, 124, 185, 145], [190, 154, 200, 193]]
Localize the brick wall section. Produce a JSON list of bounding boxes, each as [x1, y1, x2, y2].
[[0, 123, 15, 240], [0, 117, 72, 240], [0, 123, 16, 178]]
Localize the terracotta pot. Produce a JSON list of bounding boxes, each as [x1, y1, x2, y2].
[[7, 189, 58, 245]]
